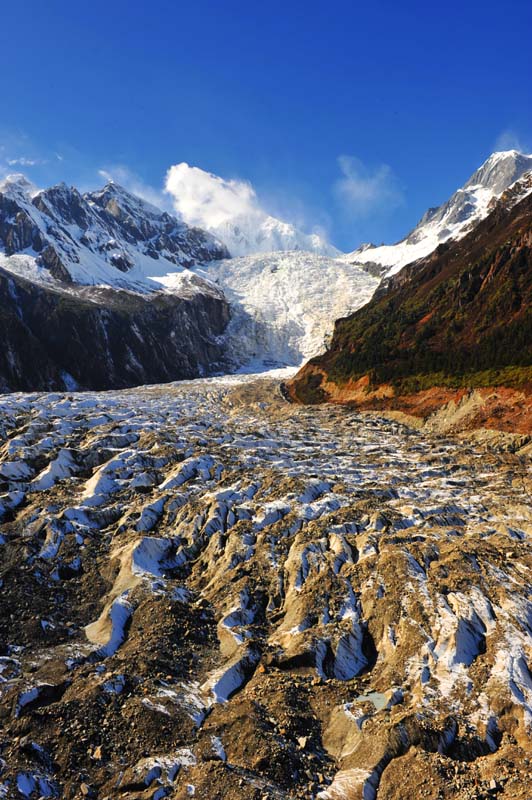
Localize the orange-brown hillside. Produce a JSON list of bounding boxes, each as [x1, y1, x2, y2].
[[287, 178, 532, 434]]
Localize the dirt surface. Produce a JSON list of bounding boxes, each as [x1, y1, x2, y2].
[[285, 367, 532, 438], [0, 372, 531, 799]]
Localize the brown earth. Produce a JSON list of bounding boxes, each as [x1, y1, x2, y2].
[[287, 177, 532, 440], [285, 365, 532, 438], [0, 374, 531, 799]]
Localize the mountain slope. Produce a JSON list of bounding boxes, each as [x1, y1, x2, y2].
[[0, 267, 230, 392], [211, 212, 340, 258], [287, 172, 532, 429], [0, 175, 233, 390], [0, 173, 378, 386], [0, 175, 229, 292], [197, 251, 378, 368], [342, 150, 532, 277]]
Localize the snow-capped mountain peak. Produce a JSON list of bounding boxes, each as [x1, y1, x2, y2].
[[164, 162, 340, 257], [212, 211, 340, 258], [0, 173, 40, 202], [0, 175, 229, 291], [87, 180, 169, 222], [343, 149, 532, 277], [464, 149, 532, 194]]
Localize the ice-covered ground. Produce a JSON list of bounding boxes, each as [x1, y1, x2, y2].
[[0, 372, 530, 799], [194, 252, 378, 366]]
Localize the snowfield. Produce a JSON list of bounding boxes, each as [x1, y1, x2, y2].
[[197, 251, 378, 367]]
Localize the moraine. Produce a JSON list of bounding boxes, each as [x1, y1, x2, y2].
[[0, 372, 531, 799]]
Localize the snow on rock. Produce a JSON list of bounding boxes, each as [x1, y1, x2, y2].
[[342, 150, 532, 277], [135, 496, 168, 532], [159, 454, 216, 490], [0, 172, 377, 372], [201, 647, 261, 703], [0, 175, 228, 293], [131, 536, 183, 577], [1, 373, 531, 796], [86, 593, 134, 658], [0, 461, 33, 481], [30, 449, 77, 491]]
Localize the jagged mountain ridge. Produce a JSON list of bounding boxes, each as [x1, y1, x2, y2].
[[211, 211, 340, 258], [1, 150, 531, 391], [0, 175, 233, 391], [343, 150, 532, 277], [287, 171, 532, 421], [0, 174, 229, 291]]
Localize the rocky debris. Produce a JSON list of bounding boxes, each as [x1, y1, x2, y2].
[[0, 371, 530, 798]]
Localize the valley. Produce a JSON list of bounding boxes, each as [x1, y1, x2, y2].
[[0, 372, 531, 799], [2, 2, 532, 797]]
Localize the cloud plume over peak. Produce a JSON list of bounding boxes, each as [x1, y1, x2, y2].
[[334, 155, 404, 218], [164, 162, 338, 257], [165, 163, 261, 229]]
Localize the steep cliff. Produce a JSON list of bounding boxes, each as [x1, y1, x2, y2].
[[0, 268, 230, 391]]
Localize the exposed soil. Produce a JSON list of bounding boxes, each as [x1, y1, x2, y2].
[[0, 373, 531, 799]]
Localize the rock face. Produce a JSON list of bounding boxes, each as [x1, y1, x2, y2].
[[0, 175, 229, 289], [0, 267, 230, 391], [342, 150, 532, 277], [0, 175, 233, 390], [287, 173, 532, 429], [0, 373, 530, 799]]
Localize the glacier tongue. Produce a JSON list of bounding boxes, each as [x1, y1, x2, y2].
[[194, 250, 378, 368]]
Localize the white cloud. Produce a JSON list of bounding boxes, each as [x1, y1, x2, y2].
[[97, 165, 169, 211], [334, 155, 404, 217], [494, 129, 528, 153], [6, 156, 46, 167], [164, 162, 261, 228]]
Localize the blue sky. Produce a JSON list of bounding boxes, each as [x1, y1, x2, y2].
[[1, 0, 531, 250]]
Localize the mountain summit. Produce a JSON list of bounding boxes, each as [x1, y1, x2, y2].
[[343, 149, 532, 276], [165, 162, 340, 257], [287, 169, 532, 431], [211, 211, 339, 258], [0, 176, 229, 291]]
